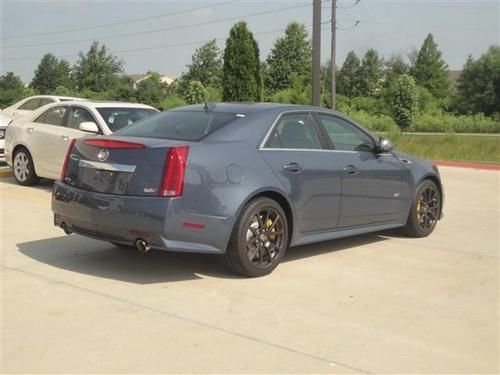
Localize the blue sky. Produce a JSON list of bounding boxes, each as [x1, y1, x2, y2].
[[1, 0, 499, 83]]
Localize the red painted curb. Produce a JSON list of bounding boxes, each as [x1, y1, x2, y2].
[[433, 160, 500, 171]]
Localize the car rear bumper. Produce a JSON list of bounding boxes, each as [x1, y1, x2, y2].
[[0, 139, 5, 162], [52, 181, 228, 254]]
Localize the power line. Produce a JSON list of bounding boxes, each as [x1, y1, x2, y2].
[[2, 24, 332, 62], [1, 1, 239, 41], [2, 3, 313, 50]]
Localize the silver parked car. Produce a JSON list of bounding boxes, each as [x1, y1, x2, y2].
[[5, 100, 158, 184], [52, 103, 444, 277]]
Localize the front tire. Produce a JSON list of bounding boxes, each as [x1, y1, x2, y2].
[[224, 197, 289, 277], [13, 148, 39, 186], [403, 179, 441, 237]]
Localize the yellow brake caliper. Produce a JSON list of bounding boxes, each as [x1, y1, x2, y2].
[[416, 200, 421, 220], [266, 218, 276, 239]]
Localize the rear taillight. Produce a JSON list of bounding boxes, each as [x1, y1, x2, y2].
[[83, 139, 145, 149], [61, 139, 76, 182], [160, 146, 189, 197]]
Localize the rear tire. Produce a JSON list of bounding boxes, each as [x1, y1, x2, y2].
[[13, 148, 39, 186], [224, 197, 289, 277], [402, 179, 441, 237]]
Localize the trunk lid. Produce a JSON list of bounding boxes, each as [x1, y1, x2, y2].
[[64, 136, 190, 196]]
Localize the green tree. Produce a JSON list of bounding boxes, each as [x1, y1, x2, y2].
[[222, 22, 262, 101], [0, 72, 26, 108], [358, 49, 383, 97], [183, 80, 208, 104], [73, 41, 123, 92], [384, 54, 410, 87], [390, 74, 418, 132], [411, 33, 450, 99], [265, 22, 311, 92], [455, 46, 500, 115], [31, 54, 73, 93], [136, 72, 167, 107], [183, 40, 222, 88], [337, 51, 361, 98]]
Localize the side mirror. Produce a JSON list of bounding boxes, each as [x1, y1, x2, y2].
[[378, 138, 394, 153], [79, 121, 99, 133]]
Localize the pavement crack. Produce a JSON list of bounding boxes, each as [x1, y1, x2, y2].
[[1, 264, 372, 374]]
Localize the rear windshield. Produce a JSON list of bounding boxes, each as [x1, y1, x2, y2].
[[97, 107, 158, 132], [115, 110, 237, 141]]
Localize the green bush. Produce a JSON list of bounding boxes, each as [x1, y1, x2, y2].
[[160, 95, 187, 110], [349, 110, 399, 133], [413, 112, 500, 133], [351, 96, 389, 116]]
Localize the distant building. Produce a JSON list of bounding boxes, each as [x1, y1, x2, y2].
[[449, 70, 462, 87], [125, 73, 176, 89]]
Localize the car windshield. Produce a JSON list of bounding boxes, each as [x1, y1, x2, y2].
[[97, 107, 158, 132], [115, 110, 238, 141]]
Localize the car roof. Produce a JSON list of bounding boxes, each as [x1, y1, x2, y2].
[[171, 102, 341, 116], [29, 95, 82, 101], [51, 100, 157, 110]]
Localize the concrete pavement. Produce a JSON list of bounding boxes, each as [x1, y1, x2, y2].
[[1, 167, 498, 373]]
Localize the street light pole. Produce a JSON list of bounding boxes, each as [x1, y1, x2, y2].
[[331, 0, 337, 109], [312, 0, 321, 106]]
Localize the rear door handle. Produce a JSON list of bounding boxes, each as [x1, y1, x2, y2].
[[27, 127, 35, 133], [60, 135, 69, 141], [283, 162, 303, 174], [343, 164, 358, 175]]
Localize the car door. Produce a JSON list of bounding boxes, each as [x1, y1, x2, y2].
[[29, 104, 70, 178], [314, 113, 406, 227], [260, 112, 342, 233]]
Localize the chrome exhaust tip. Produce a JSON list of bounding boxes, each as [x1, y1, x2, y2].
[[135, 239, 150, 254]]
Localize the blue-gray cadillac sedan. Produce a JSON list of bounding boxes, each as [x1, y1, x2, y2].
[[52, 103, 443, 276]]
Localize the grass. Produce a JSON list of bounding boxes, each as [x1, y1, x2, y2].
[[388, 134, 500, 164]]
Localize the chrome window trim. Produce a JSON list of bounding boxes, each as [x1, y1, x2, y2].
[[260, 147, 359, 154], [78, 159, 136, 173]]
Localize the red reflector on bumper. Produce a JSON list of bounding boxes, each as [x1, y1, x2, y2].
[[182, 222, 205, 230]]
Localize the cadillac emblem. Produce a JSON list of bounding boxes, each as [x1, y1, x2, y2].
[[97, 148, 109, 161]]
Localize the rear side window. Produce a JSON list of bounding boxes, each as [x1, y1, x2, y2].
[[38, 98, 54, 107], [116, 111, 237, 141], [18, 98, 41, 110], [266, 113, 322, 150]]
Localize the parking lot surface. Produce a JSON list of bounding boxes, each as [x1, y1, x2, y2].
[[1, 166, 498, 374]]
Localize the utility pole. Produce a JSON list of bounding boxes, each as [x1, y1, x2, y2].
[[312, 0, 321, 106], [331, 0, 337, 110]]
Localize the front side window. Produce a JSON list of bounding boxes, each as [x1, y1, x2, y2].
[[18, 98, 41, 111], [67, 107, 97, 130], [317, 114, 375, 152], [97, 108, 158, 132], [35, 106, 68, 126], [266, 113, 322, 150]]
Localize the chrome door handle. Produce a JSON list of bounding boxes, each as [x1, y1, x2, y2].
[[343, 164, 358, 175], [60, 135, 69, 141], [283, 162, 303, 174], [27, 127, 35, 133]]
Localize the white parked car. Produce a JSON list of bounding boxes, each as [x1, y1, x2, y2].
[[0, 112, 10, 162], [5, 100, 159, 185], [1, 95, 82, 120]]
